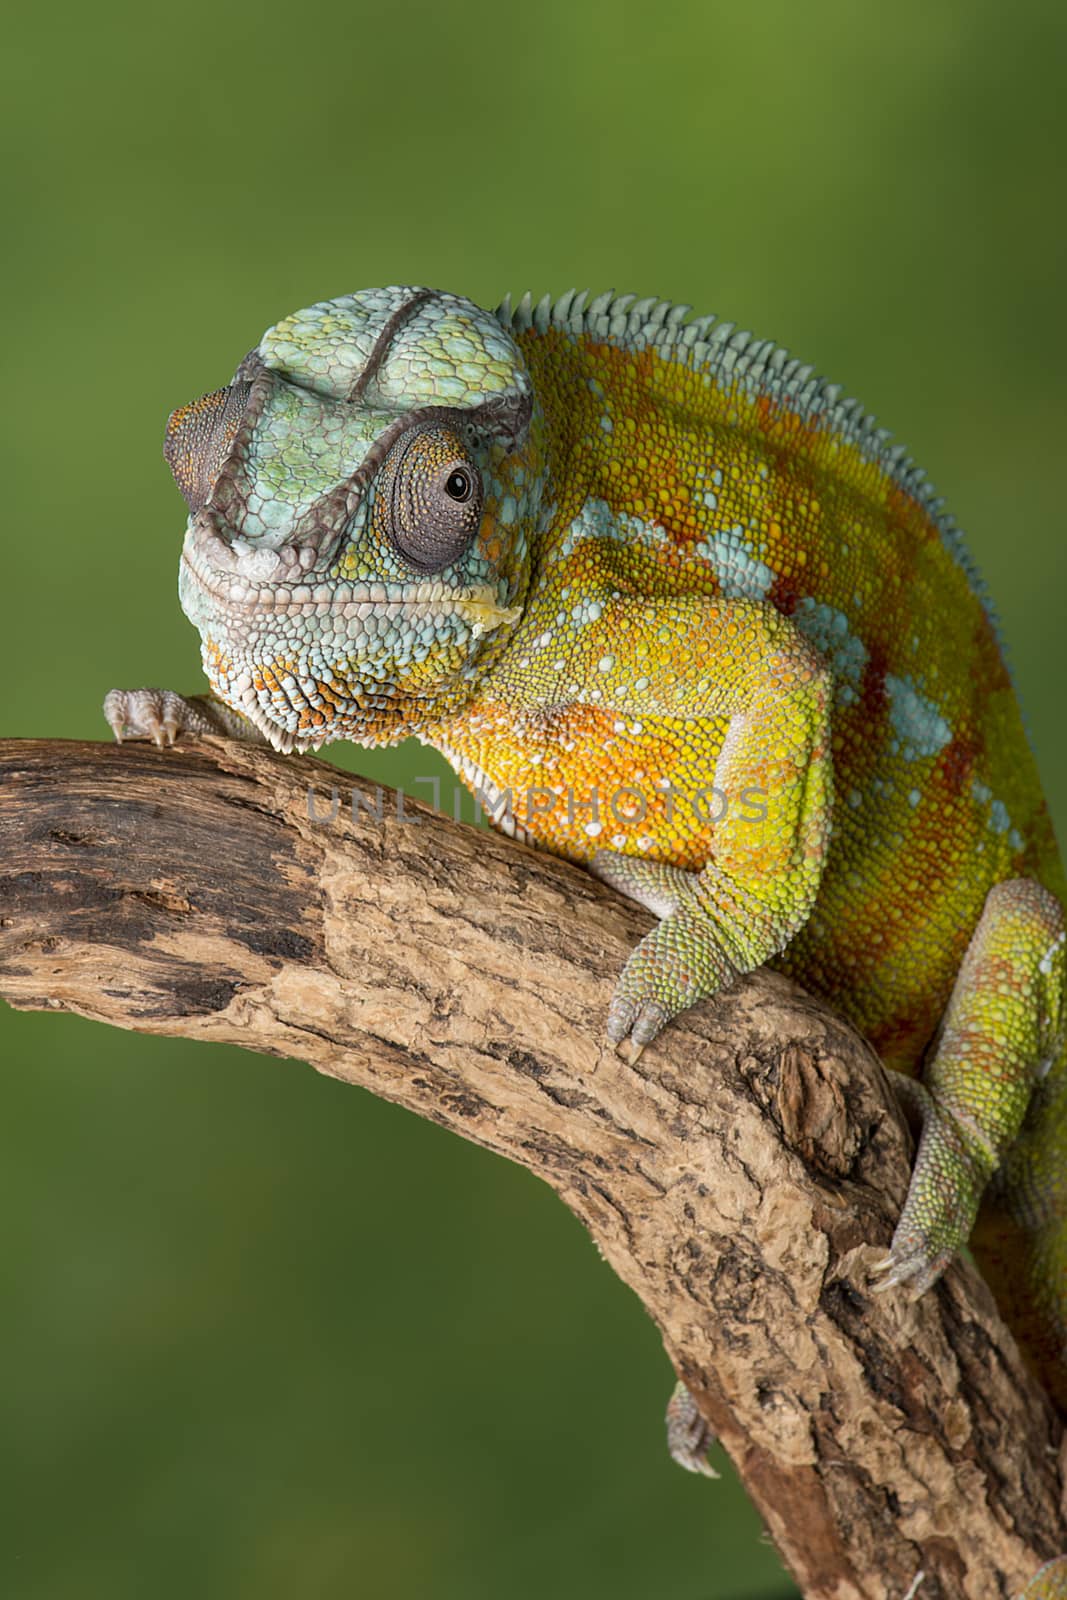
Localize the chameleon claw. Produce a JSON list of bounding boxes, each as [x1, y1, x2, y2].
[[673, 1440, 720, 1478], [869, 1241, 952, 1297], [869, 1263, 907, 1295]]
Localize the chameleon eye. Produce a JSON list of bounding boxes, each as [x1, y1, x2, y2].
[[163, 381, 252, 512], [377, 424, 484, 574], [445, 468, 473, 503]]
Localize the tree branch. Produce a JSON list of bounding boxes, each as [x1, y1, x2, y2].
[[0, 737, 1062, 1598]]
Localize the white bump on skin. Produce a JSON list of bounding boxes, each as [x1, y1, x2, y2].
[[1039, 931, 1065, 978], [885, 675, 952, 759]]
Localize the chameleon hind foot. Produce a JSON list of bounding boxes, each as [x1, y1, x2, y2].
[[870, 1072, 986, 1296], [872, 879, 1065, 1298], [665, 1381, 719, 1478]]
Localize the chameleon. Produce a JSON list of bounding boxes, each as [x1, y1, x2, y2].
[[104, 285, 1067, 1596]]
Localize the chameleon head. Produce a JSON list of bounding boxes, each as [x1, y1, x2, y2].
[[168, 287, 544, 751]]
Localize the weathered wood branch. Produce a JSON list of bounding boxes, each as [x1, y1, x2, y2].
[[0, 737, 1062, 1597]]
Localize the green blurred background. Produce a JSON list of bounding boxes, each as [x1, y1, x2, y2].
[[2, 1, 1065, 1595]]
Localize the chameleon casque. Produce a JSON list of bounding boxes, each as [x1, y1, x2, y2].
[[105, 286, 1067, 1596]]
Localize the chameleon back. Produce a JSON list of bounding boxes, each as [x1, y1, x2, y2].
[[495, 292, 1065, 1071]]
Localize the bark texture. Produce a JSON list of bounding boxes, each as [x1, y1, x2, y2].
[[0, 736, 1063, 1599]]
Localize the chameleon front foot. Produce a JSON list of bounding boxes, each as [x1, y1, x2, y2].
[[592, 851, 740, 1057], [603, 911, 741, 1058], [104, 688, 269, 747], [104, 687, 210, 746], [665, 1382, 719, 1478]]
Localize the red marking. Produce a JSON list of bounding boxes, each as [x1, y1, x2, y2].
[[767, 572, 800, 615], [935, 732, 981, 799], [869, 1010, 939, 1070], [859, 641, 889, 721]]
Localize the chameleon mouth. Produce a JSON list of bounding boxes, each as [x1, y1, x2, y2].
[[181, 518, 521, 637]]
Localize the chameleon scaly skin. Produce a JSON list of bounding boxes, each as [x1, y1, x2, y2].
[[106, 288, 1067, 1593]]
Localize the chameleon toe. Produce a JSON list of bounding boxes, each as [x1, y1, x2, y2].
[[869, 1241, 954, 1298]]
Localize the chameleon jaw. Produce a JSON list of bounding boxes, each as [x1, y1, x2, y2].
[[179, 525, 525, 754], [179, 536, 521, 636]]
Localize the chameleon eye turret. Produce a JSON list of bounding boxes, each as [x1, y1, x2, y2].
[[374, 421, 485, 574], [163, 382, 252, 514]]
